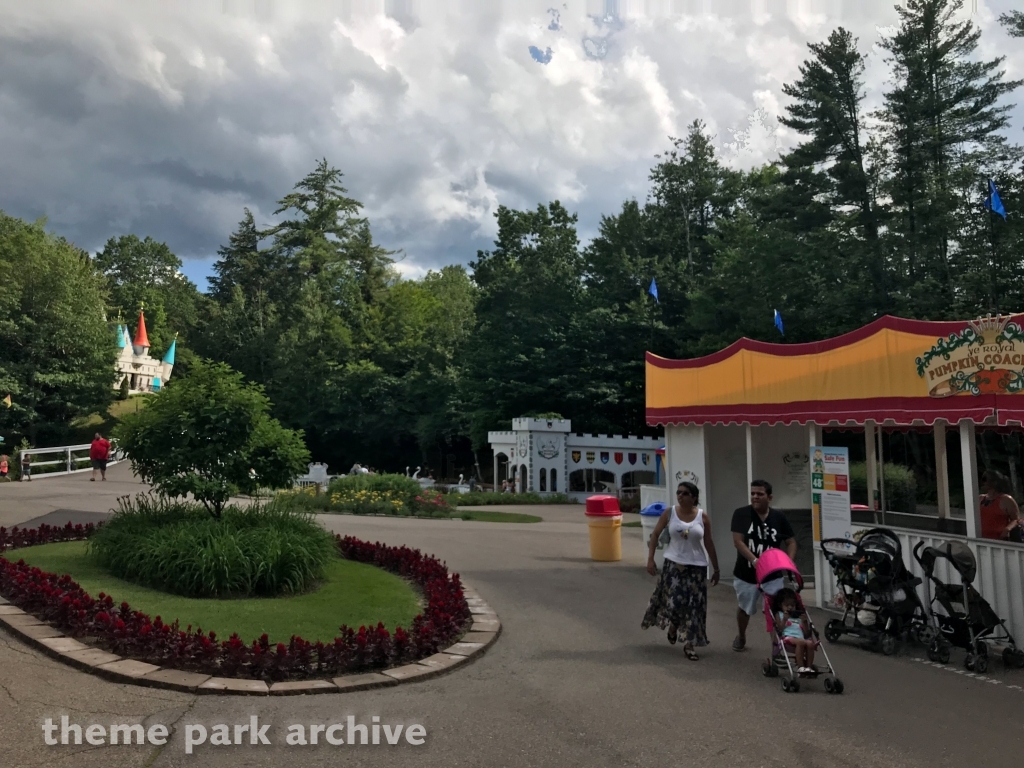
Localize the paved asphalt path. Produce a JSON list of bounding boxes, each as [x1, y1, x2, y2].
[[1, 468, 1023, 767]]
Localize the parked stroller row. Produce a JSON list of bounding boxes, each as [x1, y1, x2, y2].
[[820, 528, 1024, 675]]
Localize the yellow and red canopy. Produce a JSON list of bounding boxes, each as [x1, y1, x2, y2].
[[646, 315, 1024, 427]]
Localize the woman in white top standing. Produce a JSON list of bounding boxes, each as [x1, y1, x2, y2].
[[641, 481, 721, 660]]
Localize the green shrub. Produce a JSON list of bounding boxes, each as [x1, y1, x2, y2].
[[88, 494, 337, 598], [275, 486, 335, 512], [329, 487, 408, 515], [444, 491, 574, 506], [411, 489, 451, 516], [849, 461, 917, 514], [328, 473, 422, 504]]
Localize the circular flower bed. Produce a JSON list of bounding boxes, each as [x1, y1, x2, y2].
[[89, 495, 337, 598], [0, 522, 471, 682]]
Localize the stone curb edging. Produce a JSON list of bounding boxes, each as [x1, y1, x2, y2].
[[0, 585, 499, 696]]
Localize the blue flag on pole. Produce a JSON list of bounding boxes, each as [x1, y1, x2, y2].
[[774, 309, 784, 336], [986, 180, 1007, 220], [648, 278, 659, 303]]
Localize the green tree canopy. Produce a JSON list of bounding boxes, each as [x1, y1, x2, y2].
[[0, 212, 115, 441], [94, 234, 204, 355], [115, 359, 310, 518]]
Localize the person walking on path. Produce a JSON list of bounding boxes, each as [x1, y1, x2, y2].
[[20, 450, 31, 481], [89, 433, 111, 482], [980, 470, 1023, 541], [730, 479, 796, 652], [642, 481, 721, 660]]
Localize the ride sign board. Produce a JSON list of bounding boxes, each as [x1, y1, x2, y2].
[[811, 446, 851, 542]]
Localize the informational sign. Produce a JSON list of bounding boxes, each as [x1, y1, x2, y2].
[[811, 446, 851, 541]]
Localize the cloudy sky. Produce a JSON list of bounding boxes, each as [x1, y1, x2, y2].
[[1, 0, 1022, 289]]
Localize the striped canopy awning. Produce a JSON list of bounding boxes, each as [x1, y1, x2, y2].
[[646, 315, 1024, 427]]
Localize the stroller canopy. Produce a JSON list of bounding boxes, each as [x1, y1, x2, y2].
[[756, 548, 802, 591], [946, 541, 978, 584]]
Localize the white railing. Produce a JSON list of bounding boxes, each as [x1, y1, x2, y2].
[[815, 527, 1024, 647], [18, 442, 124, 479]]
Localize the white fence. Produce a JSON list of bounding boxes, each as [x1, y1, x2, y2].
[[815, 527, 1024, 647], [18, 442, 124, 479], [293, 463, 336, 493]]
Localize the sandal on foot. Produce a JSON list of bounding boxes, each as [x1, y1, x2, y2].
[[684, 646, 699, 660], [732, 635, 746, 652], [667, 625, 678, 645]]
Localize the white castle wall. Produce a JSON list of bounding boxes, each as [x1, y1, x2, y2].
[[488, 418, 659, 498]]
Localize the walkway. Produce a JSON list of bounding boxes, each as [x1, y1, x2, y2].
[[0, 478, 1021, 767]]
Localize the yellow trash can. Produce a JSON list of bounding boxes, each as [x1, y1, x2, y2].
[[585, 495, 623, 562], [586, 514, 623, 561]]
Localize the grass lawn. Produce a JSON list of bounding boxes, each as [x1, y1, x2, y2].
[[11, 541, 422, 644], [454, 510, 542, 523]]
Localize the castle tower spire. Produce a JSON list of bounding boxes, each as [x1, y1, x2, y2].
[[132, 306, 150, 356]]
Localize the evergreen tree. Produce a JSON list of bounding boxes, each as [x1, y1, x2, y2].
[[876, 0, 1022, 317], [1000, 11, 1024, 38]]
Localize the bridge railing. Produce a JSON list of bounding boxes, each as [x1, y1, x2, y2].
[[17, 441, 124, 479]]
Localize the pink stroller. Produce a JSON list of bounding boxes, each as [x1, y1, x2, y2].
[[756, 548, 844, 694]]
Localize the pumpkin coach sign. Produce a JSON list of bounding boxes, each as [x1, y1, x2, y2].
[[917, 315, 1024, 398]]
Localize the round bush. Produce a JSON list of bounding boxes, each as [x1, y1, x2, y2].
[[88, 495, 337, 598]]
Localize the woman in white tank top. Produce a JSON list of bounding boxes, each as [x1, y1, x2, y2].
[[641, 481, 721, 660]]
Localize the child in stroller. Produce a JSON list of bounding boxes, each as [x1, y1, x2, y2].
[[756, 548, 843, 694], [913, 539, 1024, 673], [821, 528, 936, 655], [775, 588, 816, 673]]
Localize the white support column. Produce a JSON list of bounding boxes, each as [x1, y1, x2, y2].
[[493, 454, 499, 492], [808, 422, 823, 608], [960, 420, 981, 540], [934, 420, 950, 525], [865, 421, 878, 518], [745, 424, 755, 489]]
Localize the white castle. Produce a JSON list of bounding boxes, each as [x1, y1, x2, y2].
[[488, 417, 659, 500], [114, 309, 176, 394]]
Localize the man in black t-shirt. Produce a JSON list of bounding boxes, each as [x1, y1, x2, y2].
[[729, 479, 796, 651]]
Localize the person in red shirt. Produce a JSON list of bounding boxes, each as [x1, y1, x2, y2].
[[90, 433, 111, 482], [980, 470, 1022, 541]]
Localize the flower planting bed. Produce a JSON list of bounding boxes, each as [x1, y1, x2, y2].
[[0, 522, 499, 695]]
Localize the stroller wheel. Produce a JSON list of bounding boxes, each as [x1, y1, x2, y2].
[[880, 634, 897, 656], [789, 679, 800, 693], [1002, 647, 1015, 669], [965, 654, 975, 672], [781, 678, 790, 692], [975, 654, 988, 674], [917, 625, 937, 645], [824, 620, 842, 643], [932, 641, 950, 664], [824, 677, 834, 693], [833, 678, 844, 694], [762, 661, 778, 678], [975, 640, 988, 658]]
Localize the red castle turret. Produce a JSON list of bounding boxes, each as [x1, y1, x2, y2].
[[132, 308, 150, 356]]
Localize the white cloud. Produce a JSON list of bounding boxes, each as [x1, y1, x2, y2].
[[0, 0, 1021, 280]]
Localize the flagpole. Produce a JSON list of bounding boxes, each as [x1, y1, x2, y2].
[[989, 198, 998, 313]]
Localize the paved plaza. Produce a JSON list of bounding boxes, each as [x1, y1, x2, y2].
[[1, 467, 1022, 767]]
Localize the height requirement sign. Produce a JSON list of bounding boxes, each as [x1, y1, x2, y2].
[[811, 446, 852, 541]]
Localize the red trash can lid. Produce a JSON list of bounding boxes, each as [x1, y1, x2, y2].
[[585, 495, 621, 516]]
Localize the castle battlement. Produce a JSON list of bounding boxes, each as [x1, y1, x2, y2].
[[488, 417, 660, 498]]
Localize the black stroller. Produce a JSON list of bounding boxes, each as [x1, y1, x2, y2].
[[913, 539, 1024, 673], [821, 529, 936, 656]]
